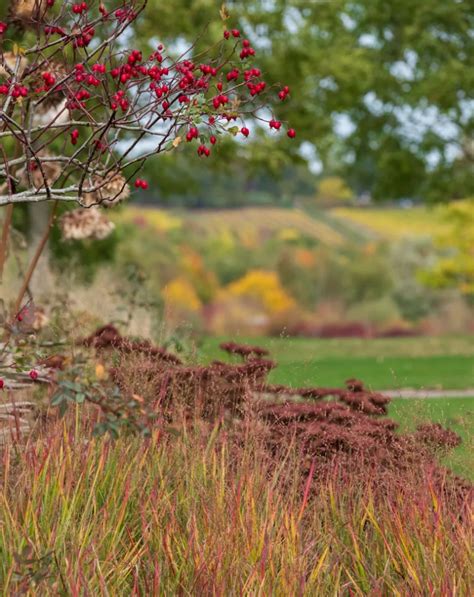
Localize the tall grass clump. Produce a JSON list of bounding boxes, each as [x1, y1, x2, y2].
[[1, 412, 472, 595]]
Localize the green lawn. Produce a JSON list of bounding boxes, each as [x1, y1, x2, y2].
[[200, 335, 474, 390], [390, 398, 473, 479], [199, 335, 474, 479], [269, 355, 474, 390]]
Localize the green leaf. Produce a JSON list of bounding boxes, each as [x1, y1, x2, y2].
[[75, 393, 86, 404], [51, 393, 66, 406], [58, 401, 69, 418]]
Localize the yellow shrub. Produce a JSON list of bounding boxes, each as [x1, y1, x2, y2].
[[316, 176, 353, 204], [162, 277, 202, 312], [223, 270, 295, 314], [278, 228, 301, 242], [420, 199, 474, 296], [180, 246, 219, 303]]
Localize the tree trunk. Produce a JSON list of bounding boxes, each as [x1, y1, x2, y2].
[[27, 202, 54, 298]]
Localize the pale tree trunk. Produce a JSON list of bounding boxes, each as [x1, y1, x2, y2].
[[27, 202, 54, 298]]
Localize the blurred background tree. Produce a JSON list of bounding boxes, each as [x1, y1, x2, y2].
[[315, 177, 354, 206], [420, 199, 474, 297], [133, 0, 473, 205]]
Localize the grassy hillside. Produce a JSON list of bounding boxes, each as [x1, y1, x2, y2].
[[332, 205, 451, 239], [117, 205, 346, 246], [118, 202, 466, 245]]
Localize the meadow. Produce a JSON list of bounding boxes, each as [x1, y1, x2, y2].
[[117, 202, 458, 244], [199, 335, 474, 389], [115, 205, 347, 246], [332, 205, 453, 239]]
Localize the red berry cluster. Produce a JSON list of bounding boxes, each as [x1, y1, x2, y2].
[[278, 86, 290, 101], [72, 2, 88, 14], [74, 63, 104, 87], [92, 63, 107, 74], [199, 64, 218, 77], [226, 68, 239, 82], [74, 63, 87, 81], [239, 39, 256, 60], [111, 57, 149, 85], [198, 144, 211, 157], [128, 50, 143, 65], [244, 68, 266, 96], [73, 25, 95, 48], [212, 94, 229, 109], [186, 127, 199, 142], [75, 88, 90, 100], [0, 84, 28, 98], [224, 29, 241, 39], [0, 22, 8, 35], [134, 179, 148, 189], [110, 90, 129, 111], [115, 7, 137, 23], [41, 72, 56, 89], [0, 1, 298, 207], [151, 84, 170, 99]]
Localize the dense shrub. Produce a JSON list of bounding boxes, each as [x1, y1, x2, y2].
[[69, 327, 472, 502]]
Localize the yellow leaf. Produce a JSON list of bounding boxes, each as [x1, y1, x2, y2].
[[172, 136, 182, 148], [12, 43, 25, 57], [95, 363, 106, 380]]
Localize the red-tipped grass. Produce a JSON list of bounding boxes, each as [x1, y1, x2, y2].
[[0, 414, 472, 594]]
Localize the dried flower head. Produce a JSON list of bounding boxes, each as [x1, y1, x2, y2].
[[60, 207, 115, 241], [17, 152, 62, 190], [0, 51, 28, 78], [8, 0, 48, 24], [82, 171, 131, 207], [32, 305, 49, 331]]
